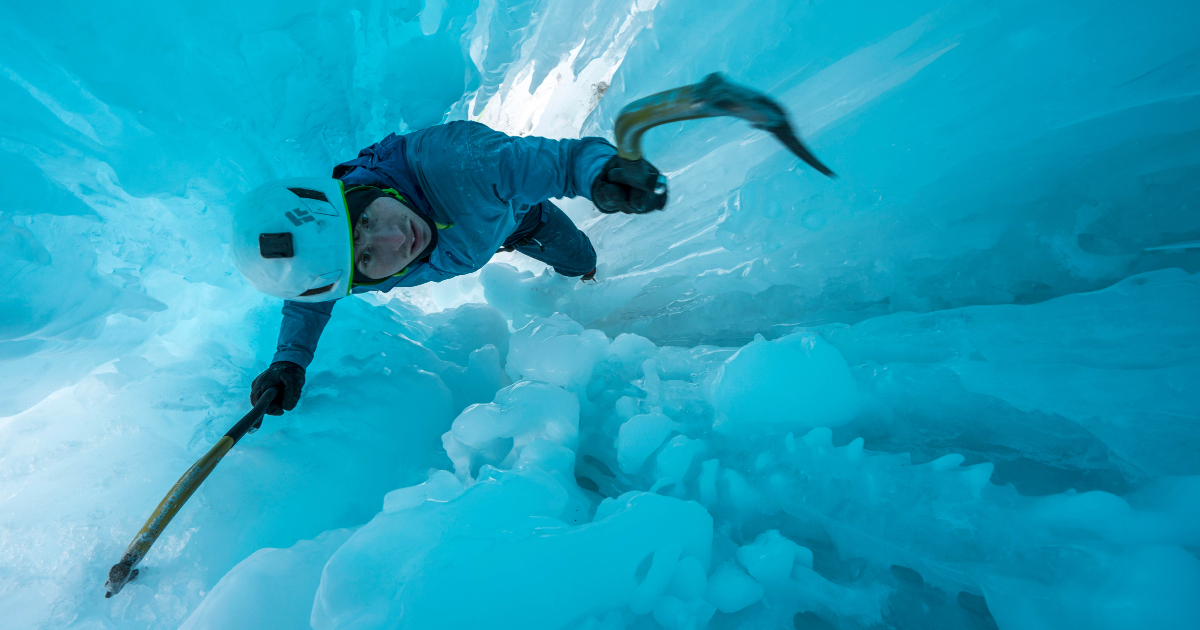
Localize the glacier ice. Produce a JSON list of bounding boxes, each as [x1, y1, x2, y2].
[[2, 0, 1199, 629], [708, 332, 859, 434], [618, 411, 679, 474]]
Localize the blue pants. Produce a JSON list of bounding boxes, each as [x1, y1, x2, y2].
[[502, 201, 597, 277]]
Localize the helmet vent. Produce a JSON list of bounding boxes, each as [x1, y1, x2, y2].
[[299, 283, 335, 297], [288, 188, 329, 203], [259, 232, 294, 258]]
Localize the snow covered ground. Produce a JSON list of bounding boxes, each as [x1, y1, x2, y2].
[[2, 1, 1198, 629]]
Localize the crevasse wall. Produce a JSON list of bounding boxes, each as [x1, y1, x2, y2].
[[1, 1, 1197, 629]]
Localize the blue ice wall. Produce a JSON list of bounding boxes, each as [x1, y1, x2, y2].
[[1, 1, 1197, 629]]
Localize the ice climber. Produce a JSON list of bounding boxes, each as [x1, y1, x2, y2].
[[231, 121, 668, 416]]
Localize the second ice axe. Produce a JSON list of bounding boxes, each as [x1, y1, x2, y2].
[[613, 72, 835, 177]]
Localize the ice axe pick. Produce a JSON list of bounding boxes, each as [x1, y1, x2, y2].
[[613, 72, 835, 177]]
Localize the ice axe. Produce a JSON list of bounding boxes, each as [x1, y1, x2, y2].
[[104, 387, 280, 598], [613, 72, 835, 177]]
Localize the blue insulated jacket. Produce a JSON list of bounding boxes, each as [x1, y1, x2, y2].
[[273, 121, 616, 368]]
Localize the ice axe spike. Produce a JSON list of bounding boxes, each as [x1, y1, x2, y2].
[[613, 72, 835, 177], [104, 387, 279, 598]]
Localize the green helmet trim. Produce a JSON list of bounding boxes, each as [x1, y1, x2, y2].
[[339, 180, 354, 297]]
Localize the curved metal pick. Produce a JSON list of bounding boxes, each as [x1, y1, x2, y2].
[[614, 72, 835, 177]]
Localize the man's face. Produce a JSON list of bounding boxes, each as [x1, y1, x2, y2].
[[352, 196, 432, 280]]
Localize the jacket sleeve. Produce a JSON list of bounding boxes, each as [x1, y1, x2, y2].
[[272, 299, 337, 369], [406, 121, 617, 209]]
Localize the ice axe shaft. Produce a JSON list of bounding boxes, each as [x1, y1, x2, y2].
[[104, 387, 279, 598], [613, 72, 835, 177]]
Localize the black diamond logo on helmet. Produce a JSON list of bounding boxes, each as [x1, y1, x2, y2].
[[286, 208, 314, 226]]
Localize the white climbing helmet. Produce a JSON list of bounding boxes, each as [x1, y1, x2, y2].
[[231, 178, 353, 302]]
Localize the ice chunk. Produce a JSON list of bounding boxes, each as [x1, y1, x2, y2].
[[653, 594, 717, 630], [698, 459, 720, 507], [630, 545, 681, 614], [668, 555, 709, 601], [705, 562, 764, 613], [790, 562, 888, 626], [709, 332, 859, 434], [654, 435, 708, 483], [312, 488, 712, 630], [414, 302, 511, 366], [736, 530, 809, 587], [480, 263, 574, 328], [178, 529, 352, 630], [506, 314, 611, 392], [437, 344, 513, 412], [382, 470, 465, 513], [607, 333, 659, 371], [614, 395, 642, 421], [617, 411, 679, 474], [442, 380, 579, 480]]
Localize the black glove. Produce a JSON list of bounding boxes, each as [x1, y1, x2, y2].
[[591, 155, 668, 214], [250, 361, 305, 416]]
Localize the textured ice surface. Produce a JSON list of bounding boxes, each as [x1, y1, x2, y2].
[[2, 0, 1198, 629], [708, 332, 859, 434]]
